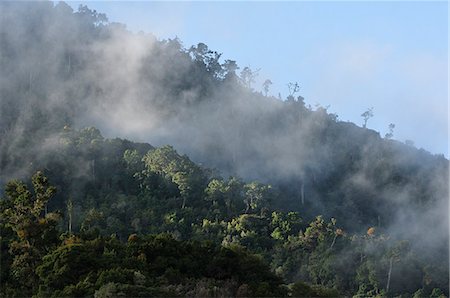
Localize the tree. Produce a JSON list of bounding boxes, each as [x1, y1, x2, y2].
[[189, 43, 224, 79], [240, 67, 259, 89], [270, 211, 302, 241], [1, 172, 60, 294], [205, 179, 226, 216], [262, 79, 273, 96], [222, 59, 239, 80], [75, 5, 108, 27], [361, 107, 374, 128], [123, 149, 142, 173], [36, 241, 104, 295], [287, 82, 300, 100], [81, 208, 105, 233], [205, 177, 244, 217], [2, 172, 59, 245], [74, 127, 104, 182], [142, 146, 207, 208], [243, 182, 272, 214], [385, 123, 395, 139], [385, 241, 410, 295], [67, 199, 73, 234]]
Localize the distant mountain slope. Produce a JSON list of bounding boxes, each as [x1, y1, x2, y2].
[[0, 3, 448, 295]]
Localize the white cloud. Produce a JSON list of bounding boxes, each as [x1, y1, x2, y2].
[[304, 40, 447, 156], [332, 40, 393, 79]]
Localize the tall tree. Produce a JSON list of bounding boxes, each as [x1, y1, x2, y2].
[[361, 107, 374, 128], [1, 172, 60, 294]]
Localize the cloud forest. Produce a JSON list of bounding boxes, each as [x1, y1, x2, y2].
[[0, 2, 448, 297]]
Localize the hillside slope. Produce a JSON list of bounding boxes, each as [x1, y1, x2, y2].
[[0, 2, 448, 297]]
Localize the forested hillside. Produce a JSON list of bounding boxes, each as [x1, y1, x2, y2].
[[1, 2, 448, 297]]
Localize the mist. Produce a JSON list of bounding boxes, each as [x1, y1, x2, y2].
[[0, 2, 448, 292]]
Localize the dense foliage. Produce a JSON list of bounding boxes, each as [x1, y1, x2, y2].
[[0, 2, 448, 297], [1, 136, 448, 297], [0, 172, 285, 297]]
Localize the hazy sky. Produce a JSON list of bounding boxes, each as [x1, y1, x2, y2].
[[66, 1, 448, 157]]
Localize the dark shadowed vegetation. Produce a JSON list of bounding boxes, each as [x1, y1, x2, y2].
[[0, 2, 448, 297]]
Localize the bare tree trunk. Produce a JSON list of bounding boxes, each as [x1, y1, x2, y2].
[[69, 213, 72, 234], [386, 256, 394, 293], [181, 197, 186, 209], [330, 234, 338, 249], [67, 200, 73, 235], [301, 182, 305, 205]]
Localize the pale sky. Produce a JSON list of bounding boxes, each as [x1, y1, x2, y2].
[[66, 1, 448, 157]]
